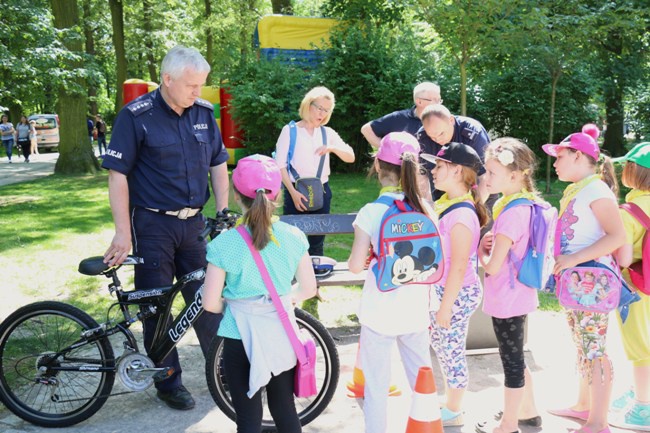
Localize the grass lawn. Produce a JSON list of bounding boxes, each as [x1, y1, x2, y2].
[[0, 169, 563, 321]]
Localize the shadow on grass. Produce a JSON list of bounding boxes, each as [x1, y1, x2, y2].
[[0, 173, 113, 253]]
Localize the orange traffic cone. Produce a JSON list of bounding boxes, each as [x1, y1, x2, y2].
[[405, 366, 443, 433], [346, 343, 402, 398]]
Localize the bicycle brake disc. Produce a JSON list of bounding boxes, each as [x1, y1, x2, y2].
[[117, 353, 155, 392]]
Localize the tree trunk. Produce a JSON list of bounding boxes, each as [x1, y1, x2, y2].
[[51, 0, 99, 174], [142, 0, 158, 82], [204, 0, 213, 85], [271, 0, 292, 14], [459, 60, 467, 116], [83, 0, 98, 116], [109, 0, 127, 111], [603, 81, 625, 156], [546, 71, 560, 193]]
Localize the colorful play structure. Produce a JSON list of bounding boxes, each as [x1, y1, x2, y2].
[[122, 15, 338, 164]]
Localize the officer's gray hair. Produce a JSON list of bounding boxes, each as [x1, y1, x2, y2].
[[160, 46, 210, 81], [413, 82, 440, 100]]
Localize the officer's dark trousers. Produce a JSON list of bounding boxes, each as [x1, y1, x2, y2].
[[282, 181, 332, 256], [131, 208, 222, 392]]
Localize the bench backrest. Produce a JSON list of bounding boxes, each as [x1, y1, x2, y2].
[[279, 213, 356, 236]]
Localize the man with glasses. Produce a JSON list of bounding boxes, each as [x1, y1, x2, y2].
[[361, 82, 441, 149], [417, 104, 490, 201]]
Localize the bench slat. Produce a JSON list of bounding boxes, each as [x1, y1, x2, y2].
[[279, 213, 356, 236], [317, 263, 366, 287]]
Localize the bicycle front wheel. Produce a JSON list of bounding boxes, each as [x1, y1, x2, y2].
[[0, 301, 115, 427], [206, 308, 340, 431]]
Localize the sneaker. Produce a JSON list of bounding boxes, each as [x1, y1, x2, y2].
[[156, 385, 195, 410], [441, 406, 464, 426], [610, 403, 650, 431], [611, 389, 634, 412]]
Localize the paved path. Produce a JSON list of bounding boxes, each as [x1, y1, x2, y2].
[[0, 152, 58, 186], [0, 311, 643, 433]]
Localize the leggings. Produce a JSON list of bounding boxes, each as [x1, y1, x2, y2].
[[492, 315, 527, 388], [430, 282, 482, 388], [18, 139, 30, 160], [222, 337, 301, 433]]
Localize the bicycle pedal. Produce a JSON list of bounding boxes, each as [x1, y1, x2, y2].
[[152, 368, 175, 382]]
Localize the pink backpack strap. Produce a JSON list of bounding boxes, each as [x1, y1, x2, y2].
[[620, 202, 650, 230], [235, 226, 307, 365]]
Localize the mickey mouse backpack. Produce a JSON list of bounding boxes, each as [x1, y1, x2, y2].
[[371, 196, 444, 292]]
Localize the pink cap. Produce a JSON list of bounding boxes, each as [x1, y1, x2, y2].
[[376, 132, 420, 165], [542, 124, 601, 160], [232, 154, 281, 200]]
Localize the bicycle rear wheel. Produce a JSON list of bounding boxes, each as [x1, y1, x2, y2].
[[206, 308, 339, 431], [0, 301, 115, 427]]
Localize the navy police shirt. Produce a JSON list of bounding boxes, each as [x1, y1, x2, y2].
[[101, 89, 229, 211], [417, 115, 490, 198], [370, 106, 421, 138]]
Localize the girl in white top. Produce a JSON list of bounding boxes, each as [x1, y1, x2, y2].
[[543, 124, 626, 433], [348, 132, 435, 433], [275, 86, 355, 256], [479, 138, 542, 433], [420, 142, 488, 427]]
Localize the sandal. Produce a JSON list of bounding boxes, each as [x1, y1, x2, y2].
[[548, 407, 590, 421], [494, 410, 542, 427]]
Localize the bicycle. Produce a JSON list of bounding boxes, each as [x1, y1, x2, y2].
[[0, 215, 340, 430]]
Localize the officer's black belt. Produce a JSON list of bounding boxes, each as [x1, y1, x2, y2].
[[144, 207, 202, 220]]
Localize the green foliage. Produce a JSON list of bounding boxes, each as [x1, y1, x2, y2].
[[318, 23, 436, 169], [321, 0, 410, 27], [224, 59, 314, 156]]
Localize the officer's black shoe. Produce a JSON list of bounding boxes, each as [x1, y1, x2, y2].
[[156, 385, 195, 410]]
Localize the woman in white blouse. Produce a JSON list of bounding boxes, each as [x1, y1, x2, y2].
[[275, 86, 355, 256]]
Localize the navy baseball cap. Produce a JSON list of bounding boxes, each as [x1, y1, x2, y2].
[[421, 142, 485, 175]]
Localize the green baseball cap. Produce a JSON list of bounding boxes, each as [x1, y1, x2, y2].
[[612, 142, 650, 168]]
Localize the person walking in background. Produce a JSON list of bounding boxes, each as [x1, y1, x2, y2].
[[543, 124, 626, 433], [478, 138, 543, 433], [95, 114, 107, 156], [102, 45, 230, 411], [87, 118, 95, 147], [421, 143, 488, 427], [15, 115, 32, 163], [274, 86, 355, 256], [29, 119, 38, 156], [610, 142, 650, 431], [203, 154, 317, 433], [360, 82, 441, 149], [348, 132, 435, 433], [1, 114, 15, 163]]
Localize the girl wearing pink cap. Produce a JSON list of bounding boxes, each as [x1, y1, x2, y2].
[[348, 132, 435, 433], [543, 124, 626, 433], [203, 154, 317, 433]]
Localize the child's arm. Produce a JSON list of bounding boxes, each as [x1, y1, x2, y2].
[[479, 233, 513, 275], [203, 263, 226, 314], [554, 198, 626, 274], [436, 223, 473, 329], [348, 226, 372, 274], [292, 252, 318, 302], [614, 243, 634, 268]]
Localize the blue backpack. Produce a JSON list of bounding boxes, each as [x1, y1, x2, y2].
[[371, 196, 444, 292], [502, 198, 558, 290]]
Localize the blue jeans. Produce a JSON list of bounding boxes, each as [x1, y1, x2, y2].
[[97, 135, 107, 154], [282, 181, 332, 256], [3, 138, 13, 160]]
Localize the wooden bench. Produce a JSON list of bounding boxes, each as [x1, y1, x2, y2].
[[279, 213, 366, 287], [279, 213, 500, 351]]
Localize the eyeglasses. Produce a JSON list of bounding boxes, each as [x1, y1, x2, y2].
[[310, 102, 331, 114], [419, 97, 443, 104]]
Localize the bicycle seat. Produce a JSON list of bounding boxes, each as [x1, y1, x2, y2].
[[78, 256, 144, 276]]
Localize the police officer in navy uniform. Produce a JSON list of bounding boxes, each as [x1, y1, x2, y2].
[[102, 46, 229, 410], [360, 82, 442, 149], [416, 104, 491, 201]]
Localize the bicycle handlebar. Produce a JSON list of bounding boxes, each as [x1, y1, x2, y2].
[[199, 212, 240, 241]]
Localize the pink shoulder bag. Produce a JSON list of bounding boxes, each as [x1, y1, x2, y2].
[[236, 226, 317, 398]]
